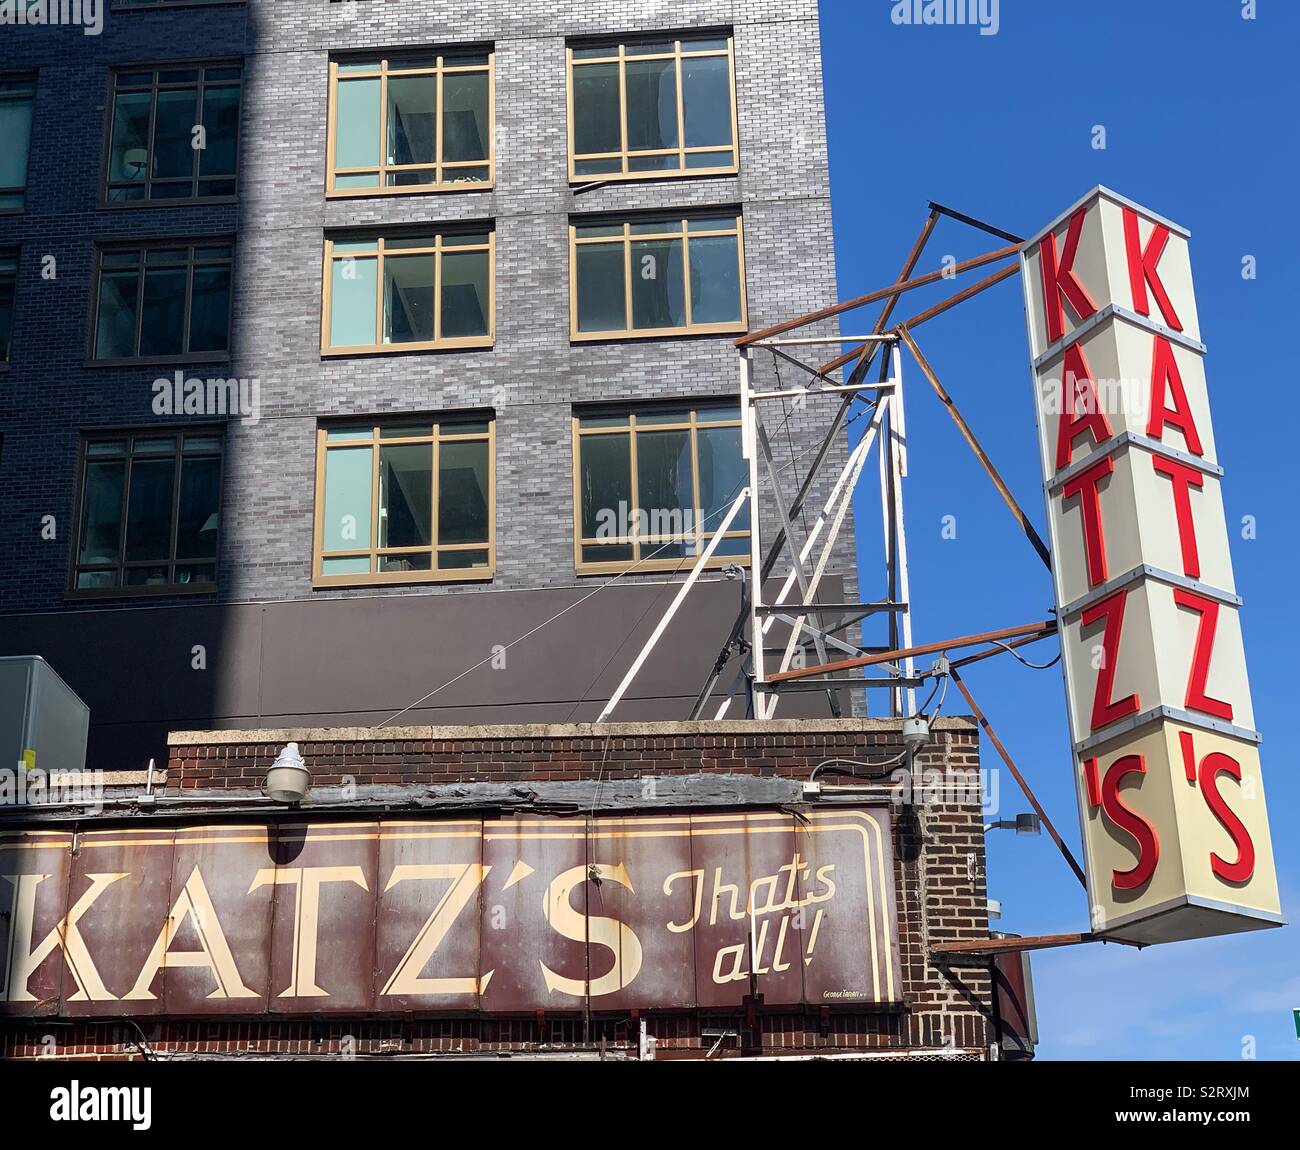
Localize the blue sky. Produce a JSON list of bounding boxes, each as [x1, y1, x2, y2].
[[820, 0, 1299, 1060]]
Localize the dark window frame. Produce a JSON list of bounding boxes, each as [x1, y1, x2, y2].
[[110, 1, 247, 10], [87, 236, 235, 366], [100, 59, 243, 208], [68, 427, 225, 600]]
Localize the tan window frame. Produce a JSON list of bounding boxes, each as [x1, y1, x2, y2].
[[326, 50, 495, 197], [569, 214, 746, 342], [571, 404, 750, 576], [313, 418, 496, 588], [320, 230, 495, 356], [566, 34, 739, 183]]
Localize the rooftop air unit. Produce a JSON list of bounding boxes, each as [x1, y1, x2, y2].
[[0, 656, 91, 775]]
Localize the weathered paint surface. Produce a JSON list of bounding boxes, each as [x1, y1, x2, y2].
[[0, 809, 899, 1016]]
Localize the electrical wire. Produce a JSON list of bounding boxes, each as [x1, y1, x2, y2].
[[987, 638, 1061, 670]]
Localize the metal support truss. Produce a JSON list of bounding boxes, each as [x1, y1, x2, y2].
[[739, 333, 913, 720]]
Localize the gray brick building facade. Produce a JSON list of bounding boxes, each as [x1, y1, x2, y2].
[[0, 0, 857, 769]]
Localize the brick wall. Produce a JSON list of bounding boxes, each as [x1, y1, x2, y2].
[[1, 718, 994, 1060]]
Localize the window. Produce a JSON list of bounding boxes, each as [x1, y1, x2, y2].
[[322, 229, 494, 354], [71, 431, 223, 594], [572, 403, 749, 574], [570, 214, 745, 340], [314, 418, 495, 586], [112, 1, 246, 8], [328, 49, 494, 196], [91, 241, 234, 363], [105, 64, 242, 204], [568, 33, 737, 182], [0, 75, 35, 213], [0, 251, 15, 363]]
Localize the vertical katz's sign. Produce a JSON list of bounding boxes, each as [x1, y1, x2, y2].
[[1020, 187, 1282, 944]]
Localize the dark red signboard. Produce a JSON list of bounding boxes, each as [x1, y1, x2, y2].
[[0, 809, 900, 1016]]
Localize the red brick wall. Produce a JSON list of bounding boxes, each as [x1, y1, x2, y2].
[[2, 721, 992, 1060]]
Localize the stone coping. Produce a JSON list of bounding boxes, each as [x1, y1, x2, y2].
[[169, 716, 976, 746]]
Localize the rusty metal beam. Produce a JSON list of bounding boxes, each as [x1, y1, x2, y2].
[[950, 668, 1088, 890], [893, 261, 1020, 332], [932, 932, 1140, 957], [818, 261, 1019, 378], [767, 619, 1056, 683], [897, 326, 1053, 571], [948, 628, 1056, 671], [735, 241, 1020, 348]]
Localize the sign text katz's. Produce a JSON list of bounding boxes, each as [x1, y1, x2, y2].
[[0, 809, 900, 1016], [1020, 187, 1282, 944]]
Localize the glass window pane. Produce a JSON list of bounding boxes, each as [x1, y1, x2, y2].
[[686, 149, 733, 170], [635, 430, 692, 535], [336, 172, 380, 189], [688, 234, 741, 324], [326, 425, 372, 442], [133, 437, 176, 454], [379, 443, 433, 549], [386, 74, 436, 167], [582, 544, 632, 564], [124, 458, 177, 563], [139, 268, 187, 357], [107, 91, 151, 187], [631, 238, 685, 330], [626, 41, 674, 57], [575, 243, 626, 333], [323, 446, 373, 551], [175, 456, 220, 559], [199, 83, 240, 178], [625, 58, 678, 153], [439, 549, 489, 570], [380, 553, 432, 574], [443, 70, 489, 163], [323, 556, 372, 576], [681, 55, 732, 148], [383, 253, 435, 344], [189, 265, 231, 353], [636, 408, 689, 425], [76, 571, 117, 590], [574, 158, 620, 176], [0, 94, 32, 191], [329, 255, 378, 346], [335, 77, 381, 169], [695, 403, 739, 424], [579, 433, 630, 539], [79, 461, 125, 565], [697, 425, 750, 532], [174, 563, 216, 586], [572, 62, 621, 156], [95, 269, 140, 359], [438, 439, 489, 544], [152, 88, 199, 180], [440, 249, 489, 338], [628, 154, 679, 172]]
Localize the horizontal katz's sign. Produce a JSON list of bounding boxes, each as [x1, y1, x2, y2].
[[1020, 186, 1282, 944], [0, 809, 900, 1017]]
